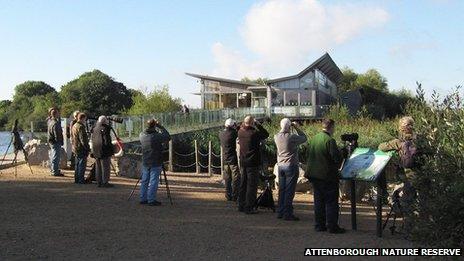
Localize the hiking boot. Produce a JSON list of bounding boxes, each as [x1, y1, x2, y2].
[[140, 201, 148, 205], [148, 201, 162, 206], [283, 215, 300, 221], [328, 226, 346, 234], [238, 206, 245, 212]]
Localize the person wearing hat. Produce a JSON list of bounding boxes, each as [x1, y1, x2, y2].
[[139, 119, 171, 206], [219, 118, 240, 201], [274, 118, 307, 221], [237, 115, 269, 214]]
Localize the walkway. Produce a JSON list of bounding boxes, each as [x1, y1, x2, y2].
[[0, 165, 410, 260]]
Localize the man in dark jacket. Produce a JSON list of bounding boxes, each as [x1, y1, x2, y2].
[[91, 116, 114, 187], [67, 110, 80, 170], [237, 115, 269, 214], [139, 119, 171, 206], [306, 119, 345, 233], [219, 118, 240, 201], [71, 113, 90, 184], [47, 108, 64, 176]]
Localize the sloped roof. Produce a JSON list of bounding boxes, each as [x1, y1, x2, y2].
[[268, 53, 343, 84], [185, 73, 259, 86]]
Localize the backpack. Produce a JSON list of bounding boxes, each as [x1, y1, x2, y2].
[[399, 140, 417, 168]]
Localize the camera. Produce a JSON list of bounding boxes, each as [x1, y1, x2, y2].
[[107, 115, 124, 124], [340, 133, 359, 142]]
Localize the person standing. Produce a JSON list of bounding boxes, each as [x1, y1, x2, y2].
[[139, 119, 171, 206], [68, 110, 80, 170], [219, 118, 240, 201], [274, 118, 307, 221], [237, 115, 269, 214], [378, 116, 417, 232], [47, 107, 64, 177], [91, 116, 114, 188], [71, 113, 90, 184], [305, 119, 345, 233]]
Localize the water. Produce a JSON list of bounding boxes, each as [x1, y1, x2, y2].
[[0, 131, 29, 156]]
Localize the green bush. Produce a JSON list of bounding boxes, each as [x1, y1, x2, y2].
[[406, 85, 464, 248]]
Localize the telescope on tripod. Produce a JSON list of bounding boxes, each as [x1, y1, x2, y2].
[[0, 119, 34, 177]]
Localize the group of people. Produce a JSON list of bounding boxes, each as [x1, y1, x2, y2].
[[219, 115, 418, 234], [46, 107, 417, 232], [46, 108, 116, 187]]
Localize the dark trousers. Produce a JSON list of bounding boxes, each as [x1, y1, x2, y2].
[[224, 163, 240, 200], [238, 166, 259, 211], [277, 164, 299, 218], [312, 179, 340, 230], [96, 157, 111, 185]]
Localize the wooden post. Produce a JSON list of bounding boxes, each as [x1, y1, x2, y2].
[[220, 146, 224, 179], [195, 140, 200, 174], [168, 140, 173, 172], [208, 141, 212, 177]]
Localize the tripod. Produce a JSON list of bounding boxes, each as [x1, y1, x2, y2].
[[127, 165, 173, 205], [0, 119, 34, 177]]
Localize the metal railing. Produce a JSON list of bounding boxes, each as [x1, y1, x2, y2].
[[24, 105, 330, 142]]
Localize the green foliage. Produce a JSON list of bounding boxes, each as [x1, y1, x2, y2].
[[241, 77, 269, 85], [126, 85, 182, 115], [338, 67, 359, 93], [405, 84, 464, 248], [3, 81, 60, 131], [60, 70, 133, 117], [0, 100, 12, 128], [13, 81, 56, 99], [355, 69, 388, 92]]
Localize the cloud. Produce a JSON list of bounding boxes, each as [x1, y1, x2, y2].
[[212, 0, 389, 78]]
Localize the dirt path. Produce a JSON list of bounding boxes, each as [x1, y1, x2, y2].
[[0, 164, 411, 260]]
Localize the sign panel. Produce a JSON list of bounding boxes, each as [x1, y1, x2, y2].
[[340, 148, 392, 181]]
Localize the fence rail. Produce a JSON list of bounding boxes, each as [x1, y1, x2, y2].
[[128, 140, 221, 176]]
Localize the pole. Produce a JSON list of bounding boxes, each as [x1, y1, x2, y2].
[[168, 140, 173, 172], [162, 166, 173, 205], [208, 140, 212, 177], [220, 146, 224, 179], [195, 140, 200, 174], [127, 175, 142, 201], [376, 173, 384, 237], [350, 179, 357, 230]]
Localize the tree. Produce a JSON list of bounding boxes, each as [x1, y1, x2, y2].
[[13, 81, 56, 99], [338, 67, 359, 93], [127, 85, 182, 115], [355, 69, 388, 92], [0, 100, 12, 128], [241, 77, 269, 85], [60, 70, 133, 117], [5, 81, 60, 131]]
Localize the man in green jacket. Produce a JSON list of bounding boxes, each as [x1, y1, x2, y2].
[[305, 119, 345, 234]]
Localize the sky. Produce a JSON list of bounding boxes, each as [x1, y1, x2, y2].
[[0, 0, 463, 108]]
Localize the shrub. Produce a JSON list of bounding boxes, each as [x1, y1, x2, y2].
[[406, 84, 464, 248]]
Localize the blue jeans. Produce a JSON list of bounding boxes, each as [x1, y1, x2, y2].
[[277, 164, 299, 218], [140, 164, 162, 203], [74, 155, 87, 183], [49, 143, 61, 176]]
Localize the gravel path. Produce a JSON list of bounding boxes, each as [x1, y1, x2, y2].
[[0, 164, 412, 260]]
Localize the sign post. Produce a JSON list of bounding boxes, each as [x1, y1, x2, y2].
[[340, 148, 392, 237]]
